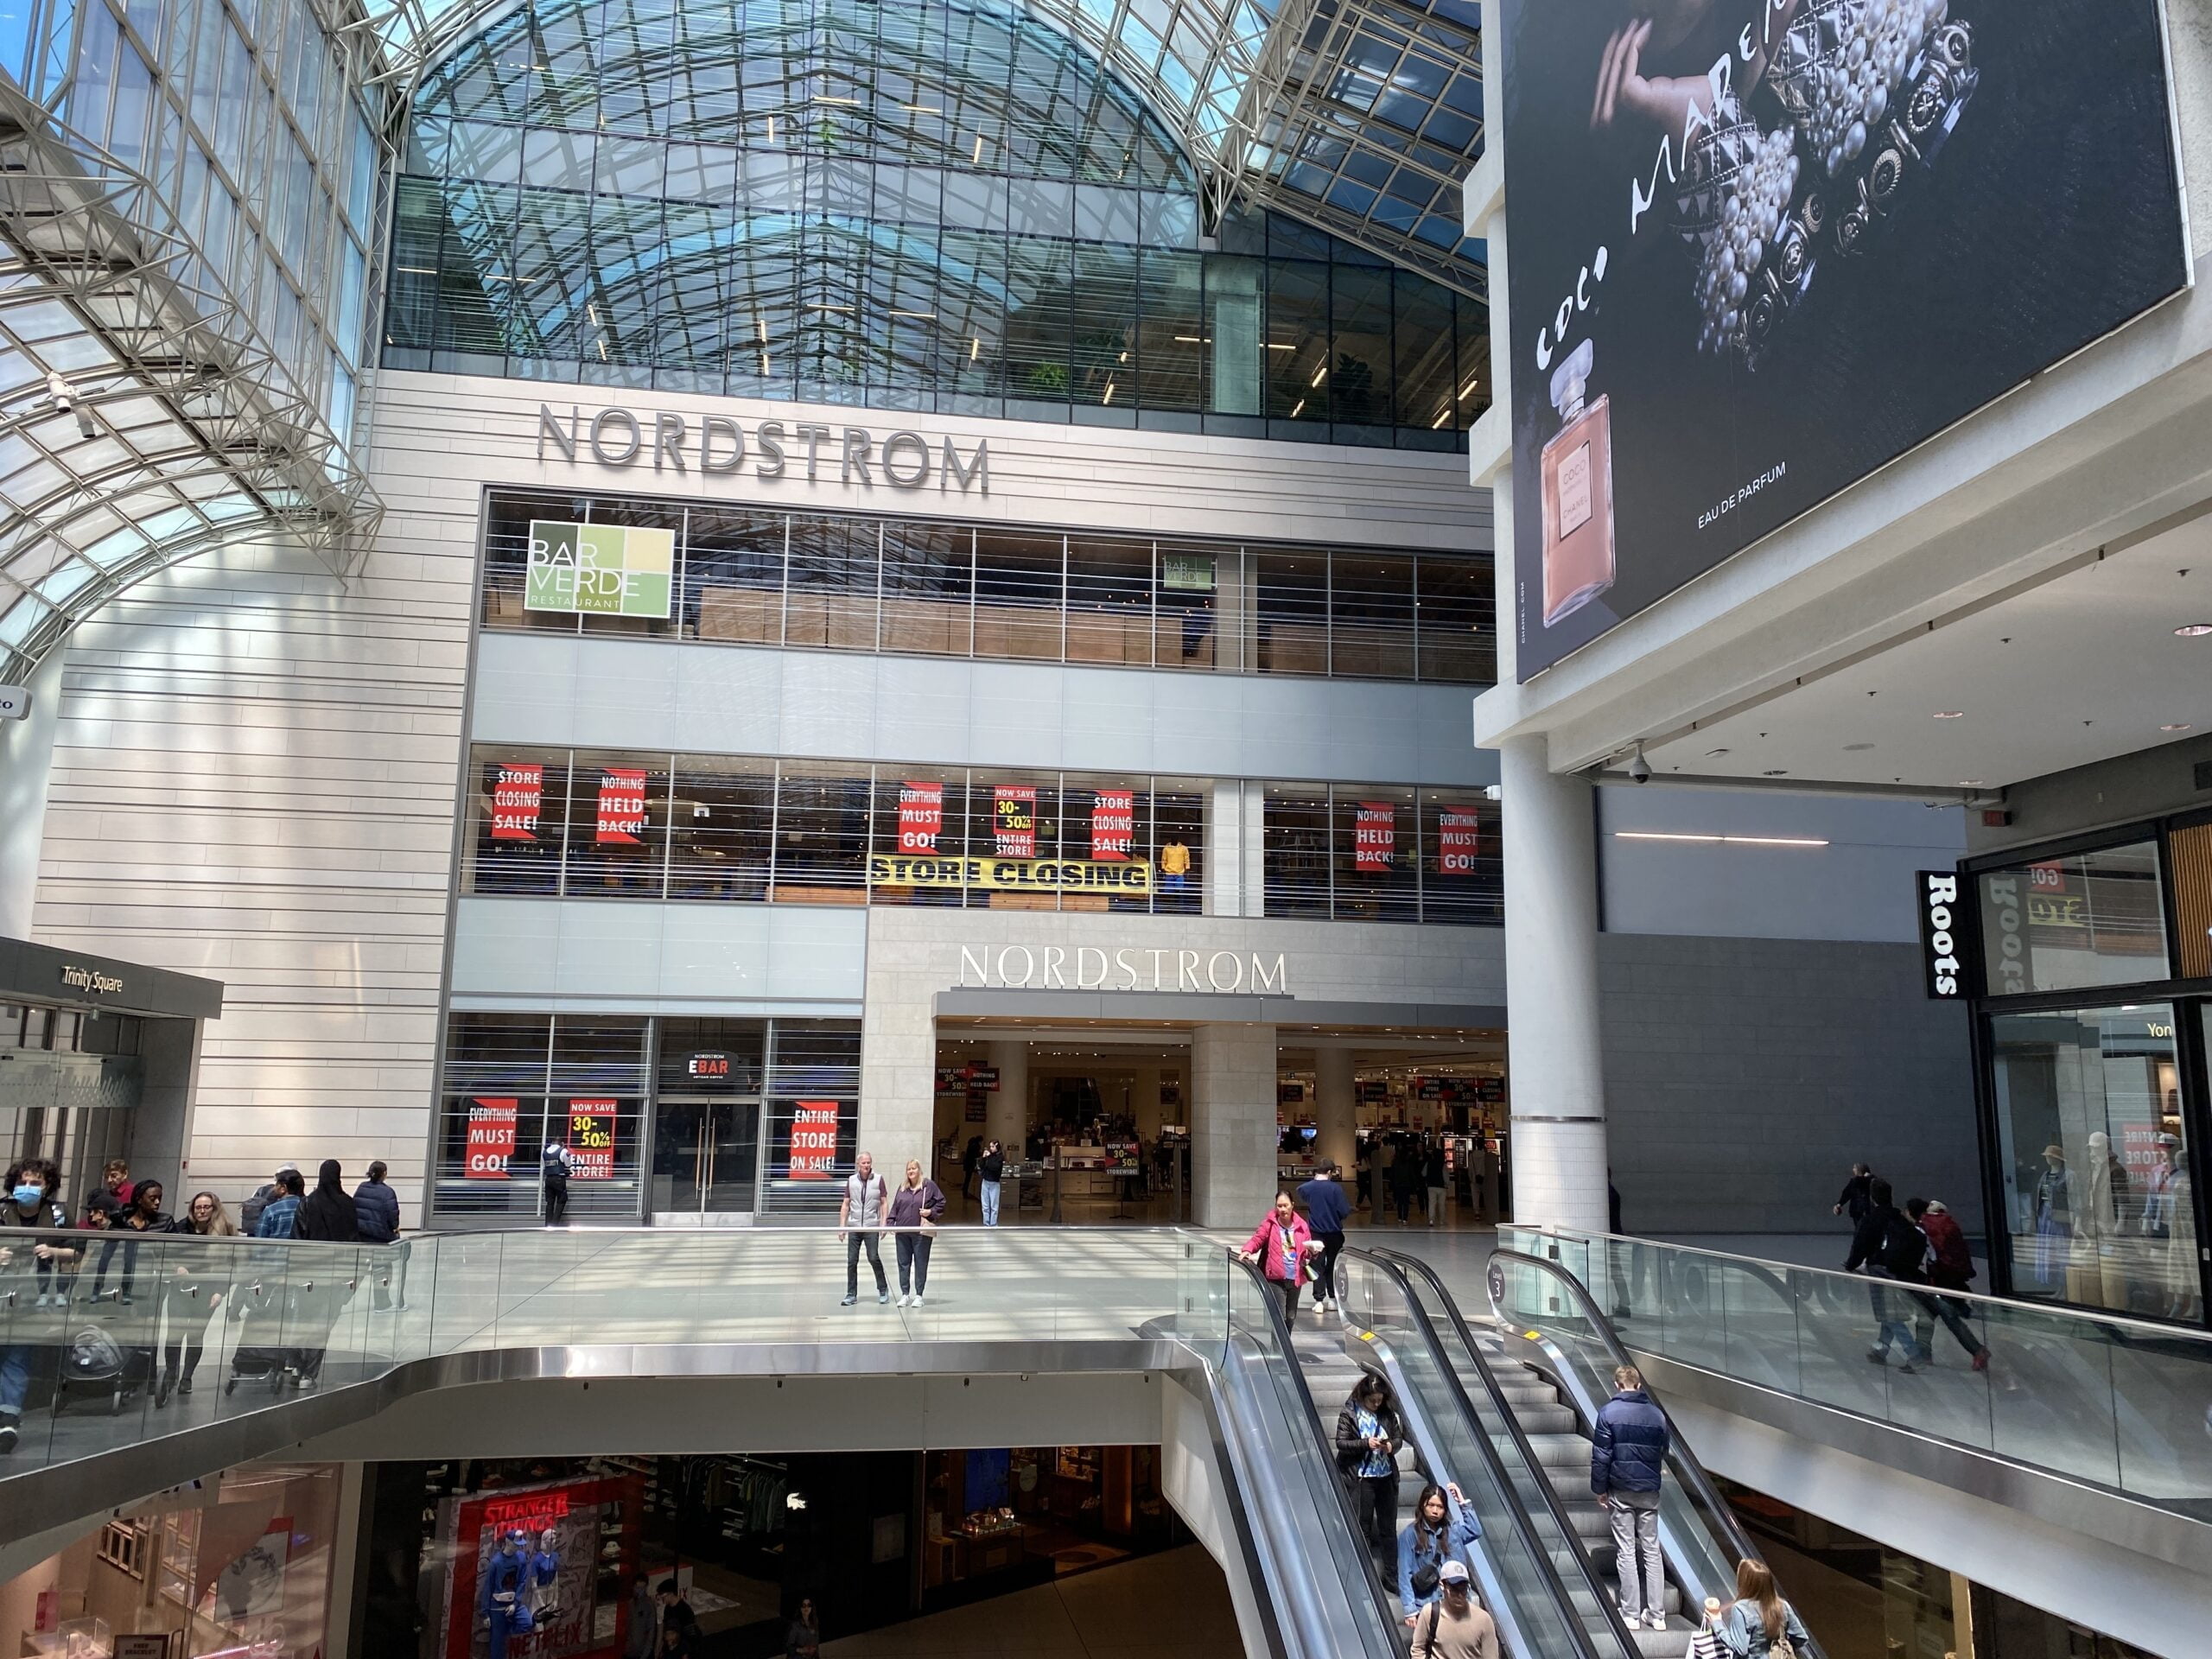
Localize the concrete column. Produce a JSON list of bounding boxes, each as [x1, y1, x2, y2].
[[1314, 1048, 1357, 1174], [986, 1040, 1028, 1154], [1499, 735, 1609, 1230], [0, 646, 64, 940], [1205, 780, 1243, 917], [1191, 1022, 1277, 1227]]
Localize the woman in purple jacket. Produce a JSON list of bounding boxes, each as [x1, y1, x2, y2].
[[888, 1160, 947, 1307]]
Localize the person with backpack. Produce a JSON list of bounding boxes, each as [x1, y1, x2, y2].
[[1713, 1558, 1809, 1658], [1906, 1198, 1989, 1371], [838, 1152, 891, 1306], [1844, 1178, 1932, 1372], [542, 1138, 576, 1226], [1591, 1363, 1670, 1630], [240, 1162, 298, 1236], [1408, 1560, 1500, 1659], [1397, 1481, 1482, 1624]]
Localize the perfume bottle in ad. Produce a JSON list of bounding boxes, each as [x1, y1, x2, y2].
[[1541, 337, 1615, 626]]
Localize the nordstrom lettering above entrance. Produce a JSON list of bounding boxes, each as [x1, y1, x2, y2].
[[537, 404, 988, 493], [960, 945, 1288, 995]]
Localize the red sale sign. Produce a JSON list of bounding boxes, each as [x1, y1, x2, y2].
[[1090, 789, 1135, 861], [898, 780, 944, 853], [994, 785, 1037, 856], [790, 1101, 840, 1179], [1354, 802, 1397, 872], [465, 1098, 518, 1179], [1435, 808, 1481, 874], [490, 763, 543, 841], [595, 767, 648, 843], [568, 1101, 616, 1179]]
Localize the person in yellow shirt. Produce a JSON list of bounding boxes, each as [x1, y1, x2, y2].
[[1160, 839, 1191, 892]]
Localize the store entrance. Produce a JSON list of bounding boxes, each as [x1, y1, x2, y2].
[[652, 1096, 761, 1217]]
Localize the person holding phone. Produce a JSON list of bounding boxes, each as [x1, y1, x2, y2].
[[1398, 1481, 1484, 1624]]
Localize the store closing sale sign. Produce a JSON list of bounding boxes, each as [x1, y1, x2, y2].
[[1497, 0, 2187, 679]]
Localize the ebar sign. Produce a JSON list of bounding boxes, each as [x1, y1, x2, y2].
[[1917, 871, 1967, 1000]]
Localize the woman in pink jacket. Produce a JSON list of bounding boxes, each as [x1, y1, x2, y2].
[[1240, 1191, 1318, 1326]]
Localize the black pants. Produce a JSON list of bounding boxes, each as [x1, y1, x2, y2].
[[543, 1175, 569, 1225], [162, 1325, 206, 1383], [93, 1236, 139, 1300], [1272, 1278, 1300, 1326], [1312, 1231, 1344, 1303], [1352, 1472, 1396, 1550], [896, 1232, 934, 1294], [1913, 1289, 1986, 1360], [847, 1230, 887, 1296]]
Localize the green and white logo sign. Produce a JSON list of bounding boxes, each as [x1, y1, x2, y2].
[[524, 519, 674, 617]]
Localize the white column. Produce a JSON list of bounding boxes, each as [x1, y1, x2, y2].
[[1191, 1022, 1278, 1228], [987, 1040, 1029, 1154], [1205, 780, 1243, 916], [1314, 1047, 1357, 1174], [1499, 735, 1610, 1230], [0, 646, 64, 939]]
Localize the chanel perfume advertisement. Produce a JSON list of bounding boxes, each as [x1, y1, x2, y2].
[[1498, 0, 2188, 680]]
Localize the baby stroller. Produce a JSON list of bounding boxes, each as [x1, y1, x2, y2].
[[54, 1320, 150, 1416]]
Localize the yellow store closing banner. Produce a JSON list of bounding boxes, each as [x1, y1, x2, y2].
[[868, 854, 1154, 894]]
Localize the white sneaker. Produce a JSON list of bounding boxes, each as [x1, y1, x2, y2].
[[912, 1294, 925, 1307], [896, 1292, 910, 1306]]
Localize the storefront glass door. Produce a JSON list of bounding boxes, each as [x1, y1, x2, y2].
[[652, 1096, 760, 1214]]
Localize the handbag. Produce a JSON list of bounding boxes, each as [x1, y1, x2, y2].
[[1409, 1559, 1441, 1599]]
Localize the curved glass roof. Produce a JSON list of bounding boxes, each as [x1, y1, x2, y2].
[[375, 0, 1484, 292]]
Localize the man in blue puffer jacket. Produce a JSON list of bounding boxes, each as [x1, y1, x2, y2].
[[1591, 1363, 1671, 1631]]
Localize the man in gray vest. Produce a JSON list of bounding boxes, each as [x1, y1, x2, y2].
[[838, 1151, 891, 1306]]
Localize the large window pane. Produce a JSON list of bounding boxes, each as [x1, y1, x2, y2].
[[1420, 791, 1499, 925], [1063, 772, 1151, 913], [549, 1015, 648, 1218], [1205, 256, 1262, 418], [1991, 1005, 2194, 1319], [1332, 552, 1414, 678], [576, 500, 683, 639], [1334, 785, 1417, 924], [975, 530, 1063, 660], [1264, 784, 1332, 918], [1416, 554, 1494, 683], [1253, 548, 1327, 676], [1154, 777, 1205, 915], [762, 1020, 861, 1213], [868, 766, 969, 909], [1329, 264, 1393, 435], [881, 520, 972, 655], [563, 749, 668, 896], [482, 491, 584, 632], [2169, 819, 2212, 980], [1265, 258, 1327, 425], [970, 771, 1060, 909], [684, 506, 784, 643], [435, 1014, 550, 1216], [669, 753, 774, 900], [1977, 842, 2168, 996], [772, 761, 870, 902], [1153, 542, 1224, 671], [464, 746, 569, 895], [1066, 537, 1151, 665], [1135, 247, 1203, 412], [787, 513, 879, 650]]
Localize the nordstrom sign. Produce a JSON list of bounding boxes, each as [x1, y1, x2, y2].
[[537, 404, 988, 493], [959, 944, 1289, 995]]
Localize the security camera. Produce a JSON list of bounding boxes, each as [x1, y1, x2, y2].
[[1626, 744, 1652, 784]]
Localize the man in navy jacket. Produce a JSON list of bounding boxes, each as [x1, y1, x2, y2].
[[1591, 1364, 1671, 1631]]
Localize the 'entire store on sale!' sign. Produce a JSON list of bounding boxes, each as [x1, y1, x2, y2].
[[789, 1102, 840, 1179]]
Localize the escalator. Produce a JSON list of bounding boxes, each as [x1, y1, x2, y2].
[[1375, 1244, 1830, 1659], [1173, 1236, 1635, 1659]]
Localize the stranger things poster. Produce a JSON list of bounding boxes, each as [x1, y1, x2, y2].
[[1498, 0, 2188, 680]]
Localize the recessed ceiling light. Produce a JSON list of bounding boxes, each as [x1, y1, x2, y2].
[[1933, 710, 1965, 719], [1959, 779, 1986, 787], [2177, 624, 2212, 637], [2162, 723, 2193, 732]]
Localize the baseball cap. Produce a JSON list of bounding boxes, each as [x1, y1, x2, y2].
[[1439, 1561, 1471, 1586]]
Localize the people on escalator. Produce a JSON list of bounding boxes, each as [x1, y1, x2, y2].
[[1844, 1178, 1934, 1373], [1906, 1198, 1990, 1371], [1295, 1162, 1349, 1312], [1237, 1190, 1317, 1327], [1334, 1370, 1406, 1552], [1398, 1480, 1483, 1624], [1408, 1560, 1500, 1659], [1711, 1558, 1808, 1658], [1591, 1363, 1670, 1632]]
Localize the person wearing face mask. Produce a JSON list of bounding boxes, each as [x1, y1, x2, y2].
[[0, 1159, 79, 1452], [156, 1192, 237, 1407]]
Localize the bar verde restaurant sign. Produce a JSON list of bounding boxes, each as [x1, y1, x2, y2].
[[525, 520, 675, 616]]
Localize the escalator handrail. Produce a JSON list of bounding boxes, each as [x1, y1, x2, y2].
[[1488, 1245, 1830, 1659], [1358, 1247, 1638, 1659], [1227, 1249, 1409, 1658], [1173, 1366, 1296, 1659]]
